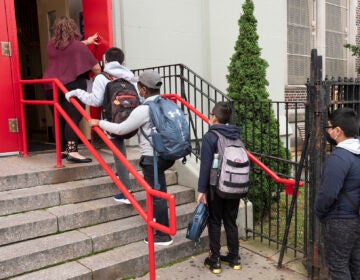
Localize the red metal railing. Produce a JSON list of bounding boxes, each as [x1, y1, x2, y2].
[[19, 78, 175, 280], [162, 94, 304, 194]]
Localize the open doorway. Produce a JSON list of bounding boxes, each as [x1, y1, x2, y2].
[[14, 0, 85, 152]]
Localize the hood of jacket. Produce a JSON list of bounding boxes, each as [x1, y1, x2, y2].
[[209, 124, 241, 140], [103, 61, 136, 83], [337, 137, 360, 155]]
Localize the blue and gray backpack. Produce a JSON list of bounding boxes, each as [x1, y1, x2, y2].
[[141, 96, 192, 161]]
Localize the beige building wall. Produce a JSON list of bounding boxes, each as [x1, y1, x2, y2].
[[112, 0, 287, 101]]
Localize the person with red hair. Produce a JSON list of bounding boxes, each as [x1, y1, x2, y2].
[[43, 16, 101, 163]]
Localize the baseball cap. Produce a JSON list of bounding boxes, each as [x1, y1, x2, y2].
[[138, 70, 163, 89]]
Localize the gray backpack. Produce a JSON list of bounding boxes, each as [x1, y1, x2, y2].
[[209, 130, 250, 199]]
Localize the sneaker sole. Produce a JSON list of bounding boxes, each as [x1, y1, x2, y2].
[[144, 239, 174, 246], [221, 261, 242, 270], [204, 264, 222, 274], [114, 198, 131, 204]]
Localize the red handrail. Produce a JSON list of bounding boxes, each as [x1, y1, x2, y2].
[[162, 94, 304, 194], [19, 78, 175, 280], [18, 82, 303, 280]]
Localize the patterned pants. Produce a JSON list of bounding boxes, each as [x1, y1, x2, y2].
[[324, 218, 360, 280]]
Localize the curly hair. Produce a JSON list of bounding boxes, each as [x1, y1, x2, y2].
[[52, 16, 81, 49]]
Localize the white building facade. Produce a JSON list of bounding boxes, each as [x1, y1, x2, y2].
[[110, 0, 358, 102]]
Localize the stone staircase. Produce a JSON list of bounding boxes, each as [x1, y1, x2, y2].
[[0, 147, 209, 279]]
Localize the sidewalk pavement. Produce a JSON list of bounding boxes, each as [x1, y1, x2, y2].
[[136, 240, 308, 280]]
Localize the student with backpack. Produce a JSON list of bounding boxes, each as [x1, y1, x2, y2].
[[197, 102, 247, 274], [89, 70, 191, 246], [65, 47, 139, 204]]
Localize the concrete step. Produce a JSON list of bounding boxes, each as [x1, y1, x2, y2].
[[0, 202, 197, 279], [0, 185, 194, 246], [0, 148, 141, 192], [9, 226, 215, 280], [0, 169, 177, 216]]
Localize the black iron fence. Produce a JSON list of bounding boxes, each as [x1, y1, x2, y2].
[[133, 64, 309, 257], [305, 49, 360, 279]]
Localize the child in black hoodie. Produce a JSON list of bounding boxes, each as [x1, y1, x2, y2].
[[197, 102, 243, 274]]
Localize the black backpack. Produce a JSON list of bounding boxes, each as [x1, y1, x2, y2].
[[102, 72, 140, 139]]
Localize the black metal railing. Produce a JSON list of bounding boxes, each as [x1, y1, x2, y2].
[[305, 49, 360, 279]]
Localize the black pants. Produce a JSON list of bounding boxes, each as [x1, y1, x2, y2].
[[45, 74, 87, 151], [207, 189, 240, 260], [324, 218, 360, 280], [140, 155, 175, 236]]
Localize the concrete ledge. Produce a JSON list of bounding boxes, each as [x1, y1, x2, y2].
[[0, 231, 92, 279], [78, 228, 222, 279], [10, 262, 92, 280], [0, 210, 57, 246], [79, 202, 196, 253], [0, 170, 178, 216], [0, 186, 59, 216], [237, 199, 253, 239], [47, 185, 194, 231]]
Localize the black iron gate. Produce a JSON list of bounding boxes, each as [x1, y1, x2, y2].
[[305, 49, 360, 279]]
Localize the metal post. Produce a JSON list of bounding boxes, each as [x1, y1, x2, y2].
[[306, 49, 330, 279]]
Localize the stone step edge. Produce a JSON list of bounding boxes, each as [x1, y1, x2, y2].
[[0, 169, 178, 216], [10, 226, 218, 280], [0, 185, 195, 246], [2, 203, 199, 280], [0, 148, 142, 192]]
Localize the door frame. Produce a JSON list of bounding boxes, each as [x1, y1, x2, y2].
[[0, 0, 22, 155]]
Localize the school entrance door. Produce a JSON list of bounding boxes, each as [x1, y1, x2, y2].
[[0, 0, 21, 155], [0, 0, 112, 155]]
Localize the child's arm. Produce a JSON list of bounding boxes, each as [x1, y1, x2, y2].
[[65, 74, 108, 107]]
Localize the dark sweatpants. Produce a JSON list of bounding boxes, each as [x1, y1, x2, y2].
[[45, 74, 87, 151], [324, 218, 360, 280], [140, 155, 175, 237], [207, 190, 241, 260]]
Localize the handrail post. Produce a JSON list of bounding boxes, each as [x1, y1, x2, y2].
[[146, 193, 156, 280], [19, 84, 28, 157], [52, 83, 63, 168]]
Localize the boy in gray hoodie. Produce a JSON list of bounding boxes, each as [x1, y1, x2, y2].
[[66, 47, 139, 204], [315, 107, 360, 279]]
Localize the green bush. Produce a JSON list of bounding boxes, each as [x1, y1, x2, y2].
[[226, 0, 290, 220]]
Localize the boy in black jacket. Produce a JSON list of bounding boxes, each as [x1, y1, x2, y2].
[[197, 102, 242, 274]]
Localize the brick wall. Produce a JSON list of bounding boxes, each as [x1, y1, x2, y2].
[[284, 86, 307, 108]]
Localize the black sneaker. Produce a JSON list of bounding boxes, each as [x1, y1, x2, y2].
[[220, 254, 242, 270], [204, 257, 221, 274], [144, 234, 173, 246]]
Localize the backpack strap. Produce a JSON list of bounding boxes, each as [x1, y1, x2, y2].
[[102, 72, 117, 81]]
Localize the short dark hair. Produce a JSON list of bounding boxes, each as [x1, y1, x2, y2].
[[105, 47, 125, 64], [212, 102, 232, 124], [329, 107, 359, 137]]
